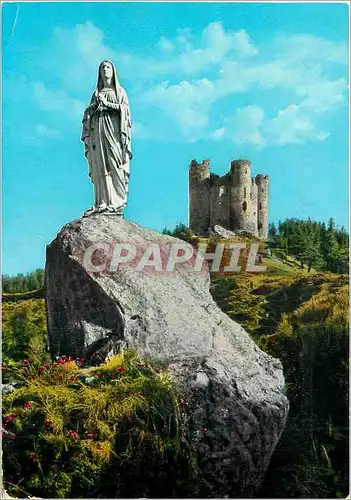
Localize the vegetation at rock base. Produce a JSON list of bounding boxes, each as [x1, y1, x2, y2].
[[2, 348, 207, 498], [2, 299, 49, 374], [2, 217, 349, 498]]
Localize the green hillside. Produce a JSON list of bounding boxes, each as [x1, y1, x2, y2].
[[209, 250, 348, 498], [2, 298, 49, 375], [2, 231, 349, 498]]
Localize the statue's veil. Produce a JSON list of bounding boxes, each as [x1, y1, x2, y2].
[[95, 60, 120, 94], [83, 59, 132, 161]]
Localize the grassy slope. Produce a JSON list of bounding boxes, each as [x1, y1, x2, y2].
[[2, 240, 349, 498], [207, 236, 349, 498], [2, 289, 45, 302], [2, 297, 48, 368], [208, 234, 323, 337]]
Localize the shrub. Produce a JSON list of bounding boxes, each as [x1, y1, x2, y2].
[[162, 223, 198, 245], [2, 299, 49, 383], [2, 350, 203, 498], [258, 277, 349, 498]]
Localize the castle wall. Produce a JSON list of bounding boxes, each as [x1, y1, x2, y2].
[[250, 178, 258, 237], [229, 160, 255, 234], [256, 174, 269, 239], [189, 159, 210, 235], [188, 159, 269, 239], [209, 173, 231, 229]]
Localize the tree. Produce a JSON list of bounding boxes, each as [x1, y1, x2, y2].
[[2, 268, 45, 293], [325, 219, 340, 272], [162, 223, 196, 243], [269, 217, 348, 274]]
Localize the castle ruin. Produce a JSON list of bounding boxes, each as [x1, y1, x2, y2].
[[189, 159, 269, 239]]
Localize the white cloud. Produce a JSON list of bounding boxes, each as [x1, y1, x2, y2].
[[266, 101, 333, 146], [263, 104, 322, 145], [231, 106, 265, 146], [14, 20, 347, 147], [52, 21, 117, 90], [209, 102, 332, 147], [132, 121, 156, 139], [176, 28, 193, 51], [144, 78, 215, 139], [35, 124, 61, 139], [231, 29, 258, 58], [175, 23, 258, 75], [273, 34, 348, 65], [33, 81, 85, 119], [140, 27, 347, 144], [24, 123, 62, 145], [298, 78, 347, 113], [158, 36, 174, 53], [317, 131, 330, 141], [209, 106, 265, 147], [210, 127, 225, 140], [113, 22, 258, 79]]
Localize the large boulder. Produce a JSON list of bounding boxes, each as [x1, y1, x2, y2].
[[45, 214, 288, 497]]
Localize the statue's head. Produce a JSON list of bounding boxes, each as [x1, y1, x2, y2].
[[97, 60, 119, 90]]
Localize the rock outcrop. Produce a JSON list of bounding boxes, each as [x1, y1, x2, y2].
[[208, 224, 237, 239], [45, 214, 289, 497]]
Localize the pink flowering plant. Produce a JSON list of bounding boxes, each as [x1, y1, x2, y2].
[[2, 348, 204, 498]]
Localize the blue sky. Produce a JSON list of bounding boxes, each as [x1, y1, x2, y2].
[[2, 1, 349, 275]]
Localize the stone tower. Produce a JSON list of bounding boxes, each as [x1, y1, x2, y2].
[[250, 177, 258, 236], [188, 159, 269, 238], [230, 160, 256, 235], [209, 171, 231, 229], [255, 174, 269, 239], [189, 159, 210, 235]]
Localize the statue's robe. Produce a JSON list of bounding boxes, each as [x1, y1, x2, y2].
[[81, 85, 132, 210]]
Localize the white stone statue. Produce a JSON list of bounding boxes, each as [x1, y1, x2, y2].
[[81, 60, 132, 216]]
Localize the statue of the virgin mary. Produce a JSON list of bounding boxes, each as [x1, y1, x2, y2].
[[81, 60, 132, 216]]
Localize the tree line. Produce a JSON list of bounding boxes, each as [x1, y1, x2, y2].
[[2, 268, 44, 294], [268, 218, 349, 273], [2, 217, 349, 294]]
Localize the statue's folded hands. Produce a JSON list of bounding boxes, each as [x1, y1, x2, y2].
[[104, 101, 121, 111], [98, 93, 121, 111]]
